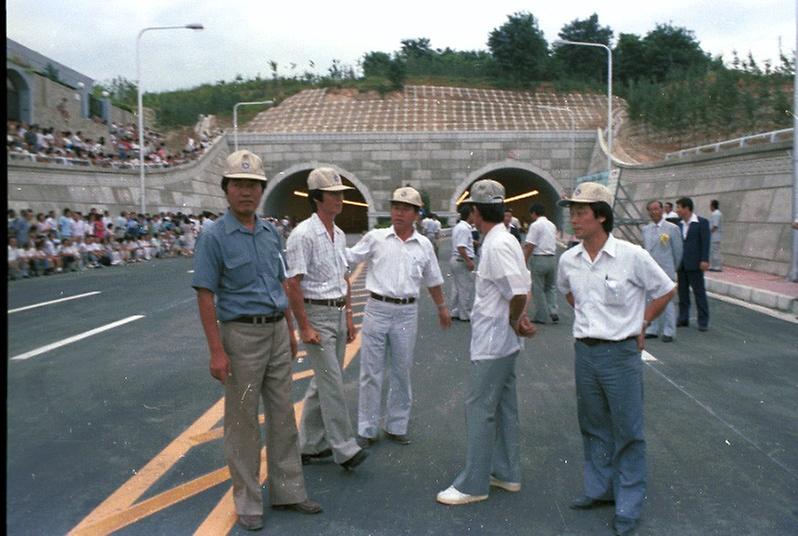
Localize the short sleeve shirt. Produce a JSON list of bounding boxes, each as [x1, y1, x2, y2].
[[191, 210, 288, 321], [557, 234, 675, 340], [285, 213, 349, 299], [524, 216, 557, 255], [470, 224, 531, 361], [451, 220, 475, 259]]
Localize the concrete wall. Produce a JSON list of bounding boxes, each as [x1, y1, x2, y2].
[[7, 137, 229, 216], [617, 141, 793, 276]]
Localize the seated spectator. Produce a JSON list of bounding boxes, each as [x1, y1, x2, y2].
[[8, 237, 28, 279], [59, 238, 80, 271]]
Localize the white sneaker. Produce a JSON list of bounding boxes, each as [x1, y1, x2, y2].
[[489, 475, 521, 492], [436, 485, 488, 505]]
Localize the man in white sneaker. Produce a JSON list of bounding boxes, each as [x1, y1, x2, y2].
[[437, 179, 535, 506]]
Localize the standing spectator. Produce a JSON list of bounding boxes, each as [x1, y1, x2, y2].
[[663, 202, 680, 224], [449, 204, 476, 322], [72, 211, 90, 239], [58, 208, 74, 240], [503, 209, 522, 242], [642, 201, 683, 342], [556, 182, 676, 536], [436, 179, 535, 506], [676, 197, 711, 331], [709, 200, 723, 272], [345, 186, 451, 448], [523, 203, 559, 325], [35, 212, 52, 237], [10, 209, 32, 247], [285, 167, 368, 471], [192, 150, 321, 531]]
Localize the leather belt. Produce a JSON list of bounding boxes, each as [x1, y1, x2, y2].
[[370, 292, 416, 305], [230, 314, 284, 324], [304, 297, 346, 307], [577, 335, 636, 347]]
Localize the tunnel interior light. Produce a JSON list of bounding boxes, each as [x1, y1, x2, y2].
[[456, 190, 470, 205], [504, 190, 539, 203], [293, 190, 368, 207]]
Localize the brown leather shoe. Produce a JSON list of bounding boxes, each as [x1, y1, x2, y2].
[[384, 432, 411, 445], [237, 514, 264, 530], [340, 448, 369, 470], [272, 498, 322, 514]]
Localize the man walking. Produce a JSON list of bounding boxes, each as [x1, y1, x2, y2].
[[437, 179, 535, 506], [193, 150, 320, 532], [642, 200, 683, 342], [676, 196, 711, 331], [709, 199, 723, 272], [556, 182, 675, 536], [346, 186, 451, 448], [449, 204, 476, 322], [523, 203, 559, 324], [285, 167, 369, 471]]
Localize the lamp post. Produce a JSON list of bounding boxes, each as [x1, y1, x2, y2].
[[552, 39, 613, 177], [136, 23, 203, 214], [233, 100, 274, 151]]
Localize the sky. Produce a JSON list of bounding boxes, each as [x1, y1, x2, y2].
[[7, 0, 796, 93]]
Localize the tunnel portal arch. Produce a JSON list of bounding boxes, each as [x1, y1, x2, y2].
[[450, 162, 566, 229], [262, 163, 374, 233]]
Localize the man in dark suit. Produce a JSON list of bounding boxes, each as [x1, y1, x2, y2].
[[675, 197, 710, 331]]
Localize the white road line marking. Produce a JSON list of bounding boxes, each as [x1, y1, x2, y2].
[[642, 350, 658, 362], [8, 291, 102, 314], [707, 291, 798, 324], [644, 357, 797, 479], [10, 315, 146, 362], [187, 270, 194, 273]]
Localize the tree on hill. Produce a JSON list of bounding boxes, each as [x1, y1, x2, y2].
[[552, 13, 613, 84], [640, 23, 714, 82], [488, 12, 549, 85]]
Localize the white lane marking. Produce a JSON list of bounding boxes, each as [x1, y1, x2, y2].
[[187, 270, 194, 273], [8, 291, 102, 314], [644, 355, 797, 479], [10, 315, 145, 362], [707, 291, 798, 324], [642, 350, 658, 362]]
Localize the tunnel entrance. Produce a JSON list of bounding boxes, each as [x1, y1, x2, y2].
[[452, 166, 564, 230], [262, 168, 369, 233]]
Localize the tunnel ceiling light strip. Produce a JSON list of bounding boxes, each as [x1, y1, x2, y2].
[[456, 190, 470, 205], [504, 190, 539, 203], [293, 190, 369, 208]]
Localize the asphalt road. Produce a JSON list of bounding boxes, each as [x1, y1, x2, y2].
[[7, 246, 798, 535]]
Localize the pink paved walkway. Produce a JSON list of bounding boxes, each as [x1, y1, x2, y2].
[[705, 266, 798, 297]]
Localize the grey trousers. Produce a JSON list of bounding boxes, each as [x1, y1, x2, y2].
[[449, 257, 474, 320], [453, 352, 521, 496], [646, 292, 676, 338], [529, 255, 558, 323], [710, 241, 723, 270], [220, 319, 307, 515], [299, 303, 360, 463], [574, 338, 646, 520], [358, 297, 418, 438]]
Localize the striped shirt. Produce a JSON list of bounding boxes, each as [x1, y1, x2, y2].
[[346, 226, 443, 299], [285, 213, 348, 299]]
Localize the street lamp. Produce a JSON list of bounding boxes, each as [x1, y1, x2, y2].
[[136, 23, 204, 214], [233, 100, 273, 151], [552, 39, 613, 177]]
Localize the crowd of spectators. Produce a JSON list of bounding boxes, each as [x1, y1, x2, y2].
[[6, 120, 219, 169], [7, 207, 221, 280]]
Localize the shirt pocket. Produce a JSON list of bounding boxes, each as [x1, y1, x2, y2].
[[223, 255, 255, 289], [604, 277, 624, 306], [408, 254, 425, 282]]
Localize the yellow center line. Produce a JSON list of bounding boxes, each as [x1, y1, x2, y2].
[[69, 263, 366, 536]]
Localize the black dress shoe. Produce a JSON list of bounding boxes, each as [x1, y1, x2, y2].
[[356, 435, 377, 448], [384, 432, 411, 445], [550, 314, 559, 323], [613, 515, 638, 535], [662, 335, 674, 343], [272, 498, 322, 514], [644, 333, 658, 339], [676, 320, 688, 327], [301, 448, 332, 465], [569, 495, 615, 510], [698, 326, 708, 332], [532, 320, 546, 325], [237, 514, 264, 531], [340, 448, 369, 470]]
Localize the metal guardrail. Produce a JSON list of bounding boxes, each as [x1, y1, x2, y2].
[[665, 128, 793, 159]]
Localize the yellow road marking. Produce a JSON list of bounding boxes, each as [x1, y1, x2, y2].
[[69, 263, 366, 535]]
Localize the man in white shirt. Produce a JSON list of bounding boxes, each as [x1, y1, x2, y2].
[[709, 199, 723, 272], [663, 202, 679, 224], [346, 186, 451, 447], [556, 182, 675, 536], [285, 167, 368, 471], [449, 204, 476, 321], [523, 203, 559, 324], [437, 179, 535, 506]]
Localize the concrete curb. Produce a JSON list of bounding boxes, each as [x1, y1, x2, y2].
[[706, 278, 798, 315]]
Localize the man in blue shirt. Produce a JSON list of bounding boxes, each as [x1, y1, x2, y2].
[[192, 150, 321, 531]]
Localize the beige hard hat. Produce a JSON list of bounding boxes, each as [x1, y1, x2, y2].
[[558, 182, 613, 207], [223, 150, 267, 181], [391, 186, 423, 208], [307, 167, 354, 191], [461, 179, 505, 204]]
